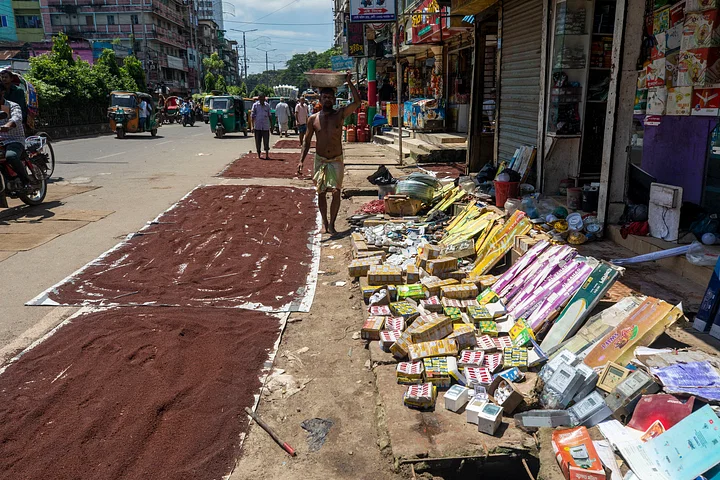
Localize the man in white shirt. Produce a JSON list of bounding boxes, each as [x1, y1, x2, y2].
[[139, 98, 148, 131], [275, 98, 290, 137], [295, 97, 309, 146]]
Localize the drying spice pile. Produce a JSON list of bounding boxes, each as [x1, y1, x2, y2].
[[220, 152, 312, 179], [0, 307, 280, 480], [43, 185, 317, 310], [273, 139, 316, 149]]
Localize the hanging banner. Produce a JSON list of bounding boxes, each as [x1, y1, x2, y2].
[[347, 22, 366, 57], [331, 55, 355, 71], [350, 0, 396, 23]]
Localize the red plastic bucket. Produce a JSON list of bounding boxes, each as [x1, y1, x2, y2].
[[494, 181, 520, 209]]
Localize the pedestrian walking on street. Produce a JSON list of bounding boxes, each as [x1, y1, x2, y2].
[[275, 98, 290, 137], [139, 98, 148, 132], [295, 97, 309, 146], [297, 72, 360, 235], [251, 94, 272, 159]]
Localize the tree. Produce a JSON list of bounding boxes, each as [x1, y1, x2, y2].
[[51, 32, 75, 65], [97, 49, 121, 78], [250, 83, 273, 97], [203, 52, 225, 76], [227, 82, 247, 97], [121, 55, 146, 92], [215, 76, 227, 93], [204, 72, 216, 92]]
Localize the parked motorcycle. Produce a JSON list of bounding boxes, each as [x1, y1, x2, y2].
[[0, 139, 50, 208], [181, 103, 195, 127]]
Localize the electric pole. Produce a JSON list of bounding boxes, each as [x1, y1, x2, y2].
[[256, 46, 276, 75], [230, 28, 257, 82]]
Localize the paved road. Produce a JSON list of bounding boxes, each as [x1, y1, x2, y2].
[[0, 123, 261, 353]]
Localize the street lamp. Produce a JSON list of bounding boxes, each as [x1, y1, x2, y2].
[[256, 46, 277, 74], [229, 28, 257, 82]]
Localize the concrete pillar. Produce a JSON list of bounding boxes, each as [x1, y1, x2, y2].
[[368, 58, 377, 121]]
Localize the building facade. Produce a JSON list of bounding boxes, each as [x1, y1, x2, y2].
[[0, 2, 19, 42], [38, 0, 201, 93], [197, 0, 223, 31], [13, 0, 44, 42]]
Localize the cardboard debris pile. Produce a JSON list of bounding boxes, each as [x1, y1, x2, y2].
[[346, 193, 720, 479]]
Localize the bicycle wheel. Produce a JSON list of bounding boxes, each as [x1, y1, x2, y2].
[[35, 132, 55, 178]]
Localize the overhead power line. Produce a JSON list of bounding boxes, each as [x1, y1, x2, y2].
[[224, 20, 333, 25]]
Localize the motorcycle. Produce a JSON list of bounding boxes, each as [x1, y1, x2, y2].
[[181, 104, 195, 127], [0, 131, 50, 208]]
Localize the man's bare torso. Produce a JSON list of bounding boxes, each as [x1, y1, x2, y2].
[[310, 108, 344, 159]]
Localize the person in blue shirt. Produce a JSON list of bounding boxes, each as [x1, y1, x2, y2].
[[251, 94, 272, 159]]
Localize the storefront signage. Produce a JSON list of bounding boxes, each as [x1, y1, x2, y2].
[[411, 0, 451, 43], [645, 115, 662, 127], [349, 0, 396, 23], [331, 55, 355, 71], [347, 22, 366, 57]]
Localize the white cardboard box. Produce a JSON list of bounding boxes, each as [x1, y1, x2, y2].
[[477, 402, 503, 435], [444, 385, 470, 412], [465, 397, 487, 425]]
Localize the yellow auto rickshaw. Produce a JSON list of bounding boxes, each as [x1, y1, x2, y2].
[[108, 91, 159, 138], [244, 97, 255, 132], [202, 95, 213, 124]]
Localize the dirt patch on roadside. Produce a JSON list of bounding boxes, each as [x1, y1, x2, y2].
[[220, 152, 313, 180], [42, 185, 318, 310], [274, 139, 315, 149], [0, 307, 280, 480]]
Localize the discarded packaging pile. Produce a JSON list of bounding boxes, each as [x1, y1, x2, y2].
[[349, 194, 720, 480]]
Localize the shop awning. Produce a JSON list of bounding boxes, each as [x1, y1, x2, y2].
[[450, 0, 498, 16]]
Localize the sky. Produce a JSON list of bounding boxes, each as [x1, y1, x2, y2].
[[221, 0, 335, 75]]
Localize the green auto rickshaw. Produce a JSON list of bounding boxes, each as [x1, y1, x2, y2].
[[209, 95, 248, 138]]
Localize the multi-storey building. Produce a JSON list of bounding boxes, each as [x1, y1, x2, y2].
[[0, 3, 18, 42], [38, 0, 200, 93], [333, 0, 348, 48], [13, 0, 44, 42], [196, 0, 222, 31]]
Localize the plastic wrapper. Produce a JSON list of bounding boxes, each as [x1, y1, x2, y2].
[[687, 241, 720, 266]]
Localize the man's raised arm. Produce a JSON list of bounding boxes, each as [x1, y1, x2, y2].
[[342, 71, 361, 119]]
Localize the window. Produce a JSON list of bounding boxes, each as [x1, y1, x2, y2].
[[0, 16, 7, 28], [16, 16, 42, 29], [131, 14, 139, 24], [107, 15, 115, 25]]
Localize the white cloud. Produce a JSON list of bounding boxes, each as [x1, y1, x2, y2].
[[225, 0, 332, 17], [259, 30, 319, 38]]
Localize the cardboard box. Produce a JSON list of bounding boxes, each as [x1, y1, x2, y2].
[[686, 0, 720, 11], [397, 283, 426, 300], [458, 349, 485, 367], [442, 239, 475, 259], [369, 305, 391, 316], [427, 257, 459, 276], [368, 264, 403, 285], [390, 314, 435, 358], [403, 383, 437, 409], [476, 335, 497, 351], [489, 376, 524, 414], [666, 86, 694, 114], [551, 427, 606, 480], [361, 316, 385, 340], [423, 278, 460, 297], [654, 6, 670, 35], [385, 196, 423, 216], [441, 283, 479, 300], [465, 396, 487, 424], [411, 315, 454, 343], [389, 301, 418, 318], [464, 366, 493, 386], [423, 356, 452, 388], [419, 244, 442, 260], [447, 325, 477, 349], [634, 88, 648, 113], [379, 330, 402, 350], [682, 10, 720, 49], [405, 264, 420, 283], [691, 86, 720, 115], [494, 336, 513, 349], [476, 320, 498, 337], [483, 352, 504, 372], [420, 296, 443, 312], [467, 305, 493, 321], [385, 317, 406, 331], [444, 384, 470, 412], [503, 347, 528, 369], [443, 306, 463, 320], [509, 318, 535, 347], [348, 256, 383, 277], [647, 86, 668, 114], [408, 338, 459, 361], [583, 298, 682, 368], [397, 361, 425, 384], [677, 47, 720, 86], [477, 402, 503, 435]]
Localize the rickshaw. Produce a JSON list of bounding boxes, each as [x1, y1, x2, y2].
[[164, 95, 181, 123], [108, 91, 159, 138], [202, 95, 213, 124], [243, 98, 255, 132], [268, 97, 297, 135], [209, 95, 248, 138]]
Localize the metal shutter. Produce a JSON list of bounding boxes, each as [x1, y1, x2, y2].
[[496, 0, 543, 163]]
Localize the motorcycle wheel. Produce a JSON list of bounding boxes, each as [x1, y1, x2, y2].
[[35, 132, 56, 178], [215, 127, 225, 139], [19, 164, 47, 206], [151, 129, 158, 137], [169, 118, 175, 124], [116, 128, 125, 139], [204, 118, 209, 124]]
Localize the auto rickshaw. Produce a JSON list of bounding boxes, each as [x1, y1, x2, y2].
[[108, 91, 159, 138], [202, 95, 212, 124], [268, 97, 296, 135], [243, 98, 255, 132], [164, 95, 181, 123], [209, 95, 248, 138]]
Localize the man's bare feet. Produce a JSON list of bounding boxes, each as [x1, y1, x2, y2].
[[328, 224, 338, 235], [320, 222, 329, 234], [265, 153, 271, 160], [257, 153, 262, 159]]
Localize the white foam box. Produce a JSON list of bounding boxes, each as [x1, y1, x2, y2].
[[477, 402, 503, 435], [465, 397, 487, 425], [444, 384, 470, 412]]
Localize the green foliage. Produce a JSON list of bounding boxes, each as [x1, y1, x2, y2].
[[51, 32, 75, 66], [215, 75, 227, 93], [203, 52, 225, 75], [250, 83, 274, 97], [26, 34, 147, 112], [204, 72, 216, 92], [121, 55, 146, 92], [227, 82, 248, 97]]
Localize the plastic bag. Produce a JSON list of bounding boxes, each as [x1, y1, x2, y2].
[[367, 165, 395, 186], [686, 241, 720, 266]]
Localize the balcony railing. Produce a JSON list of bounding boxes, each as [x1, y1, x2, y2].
[[151, 1, 185, 26]]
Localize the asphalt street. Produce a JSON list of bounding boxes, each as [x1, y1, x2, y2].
[[0, 123, 263, 355]]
